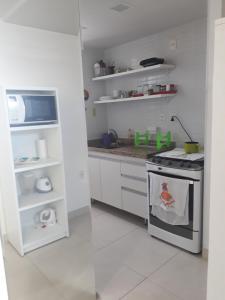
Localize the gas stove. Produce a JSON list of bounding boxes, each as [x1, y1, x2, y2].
[[147, 148, 204, 171], [146, 148, 204, 253]]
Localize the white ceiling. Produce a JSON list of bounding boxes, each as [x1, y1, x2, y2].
[[0, 0, 80, 35], [80, 0, 207, 49]]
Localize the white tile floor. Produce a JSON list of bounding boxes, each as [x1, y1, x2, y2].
[[3, 202, 208, 300], [4, 210, 96, 300], [92, 202, 208, 300]]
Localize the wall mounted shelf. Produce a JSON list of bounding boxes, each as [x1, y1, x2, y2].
[[92, 64, 175, 81], [94, 93, 176, 104]]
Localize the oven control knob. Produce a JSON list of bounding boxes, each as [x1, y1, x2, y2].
[[180, 162, 184, 168], [187, 163, 192, 168], [168, 161, 173, 166], [157, 158, 162, 164]]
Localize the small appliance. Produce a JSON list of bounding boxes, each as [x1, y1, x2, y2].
[[40, 209, 57, 227], [36, 177, 53, 193], [7, 93, 58, 126]]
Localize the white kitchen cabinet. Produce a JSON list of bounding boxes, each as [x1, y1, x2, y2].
[[100, 159, 121, 208], [122, 189, 147, 219], [88, 154, 148, 218], [88, 157, 102, 201]]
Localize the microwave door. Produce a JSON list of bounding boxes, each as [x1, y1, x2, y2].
[[8, 95, 25, 125], [23, 95, 57, 124]]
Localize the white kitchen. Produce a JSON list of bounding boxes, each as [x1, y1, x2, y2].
[[0, 0, 225, 300], [81, 0, 208, 299]]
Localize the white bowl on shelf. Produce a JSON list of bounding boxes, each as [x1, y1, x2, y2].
[[99, 96, 113, 101]]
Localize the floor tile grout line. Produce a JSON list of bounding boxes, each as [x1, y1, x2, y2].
[[119, 276, 148, 300], [125, 264, 148, 279], [24, 255, 68, 300], [94, 226, 139, 253], [145, 251, 180, 279], [120, 253, 183, 300]]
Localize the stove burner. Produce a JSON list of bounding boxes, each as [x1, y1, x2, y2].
[[147, 156, 204, 171]]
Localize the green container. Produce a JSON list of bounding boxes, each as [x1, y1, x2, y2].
[[184, 142, 199, 154]]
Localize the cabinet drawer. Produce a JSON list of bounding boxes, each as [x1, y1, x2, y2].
[[122, 189, 147, 219], [121, 162, 146, 180], [121, 176, 147, 194]]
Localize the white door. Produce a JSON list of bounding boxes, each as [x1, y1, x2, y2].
[[88, 157, 102, 201], [0, 238, 8, 300], [100, 159, 121, 208]]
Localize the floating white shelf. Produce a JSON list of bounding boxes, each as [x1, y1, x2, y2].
[[14, 158, 61, 173], [19, 191, 64, 212], [23, 223, 66, 253], [94, 93, 176, 104], [10, 124, 59, 132], [92, 64, 175, 81]]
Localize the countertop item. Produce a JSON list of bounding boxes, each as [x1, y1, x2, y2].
[[88, 139, 175, 160]]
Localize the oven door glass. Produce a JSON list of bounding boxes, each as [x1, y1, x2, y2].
[[148, 171, 195, 240], [23, 95, 57, 123]]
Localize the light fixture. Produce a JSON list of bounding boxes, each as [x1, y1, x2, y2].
[[111, 4, 130, 12]]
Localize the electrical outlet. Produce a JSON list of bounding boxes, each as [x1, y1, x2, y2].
[[160, 114, 165, 121], [169, 39, 177, 50]]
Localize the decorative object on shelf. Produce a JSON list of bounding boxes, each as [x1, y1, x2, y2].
[[14, 157, 40, 165], [100, 96, 113, 101], [140, 57, 165, 67], [108, 62, 115, 75], [36, 176, 53, 193], [170, 115, 199, 154], [84, 89, 90, 101], [113, 90, 121, 99], [131, 58, 140, 70], [94, 60, 107, 77], [36, 139, 48, 159], [39, 208, 57, 227], [20, 172, 36, 194]]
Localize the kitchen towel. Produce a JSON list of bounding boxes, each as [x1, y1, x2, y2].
[[150, 173, 189, 225]]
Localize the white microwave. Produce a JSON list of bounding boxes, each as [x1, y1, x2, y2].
[[7, 94, 58, 127]]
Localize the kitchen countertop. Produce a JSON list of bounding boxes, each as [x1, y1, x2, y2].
[[88, 139, 175, 160]]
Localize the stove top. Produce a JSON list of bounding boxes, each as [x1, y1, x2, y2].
[[147, 149, 204, 171]]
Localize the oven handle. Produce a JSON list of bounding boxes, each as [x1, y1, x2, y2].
[[148, 171, 200, 182]]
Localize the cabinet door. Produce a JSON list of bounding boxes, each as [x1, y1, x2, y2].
[[100, 159, 121, 208], [88, 157, 102, 201]]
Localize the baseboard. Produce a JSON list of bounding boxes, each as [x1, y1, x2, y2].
[[202, 248, 208, 260], [68, 205, 91, 220]]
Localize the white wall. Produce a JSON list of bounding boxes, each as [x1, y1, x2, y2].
[[204, 0, 222, 253], [207, 18, 225, 300], [0, 238, 8, 300], [82, 48, 108, 139], [0, 21, 90, 212], [104, 19, 207, 147]]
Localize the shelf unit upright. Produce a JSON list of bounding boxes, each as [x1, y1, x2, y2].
[[0, 87, 69, 256]]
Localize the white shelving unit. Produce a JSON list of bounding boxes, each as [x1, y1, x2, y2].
[[94, 93, 176, 104], [92, 63, 177, 105], [92, 64, 175, 81], [0, 88, 69, 256]]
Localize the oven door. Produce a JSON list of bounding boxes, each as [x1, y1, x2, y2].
[[147, 170, 202, 240]]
